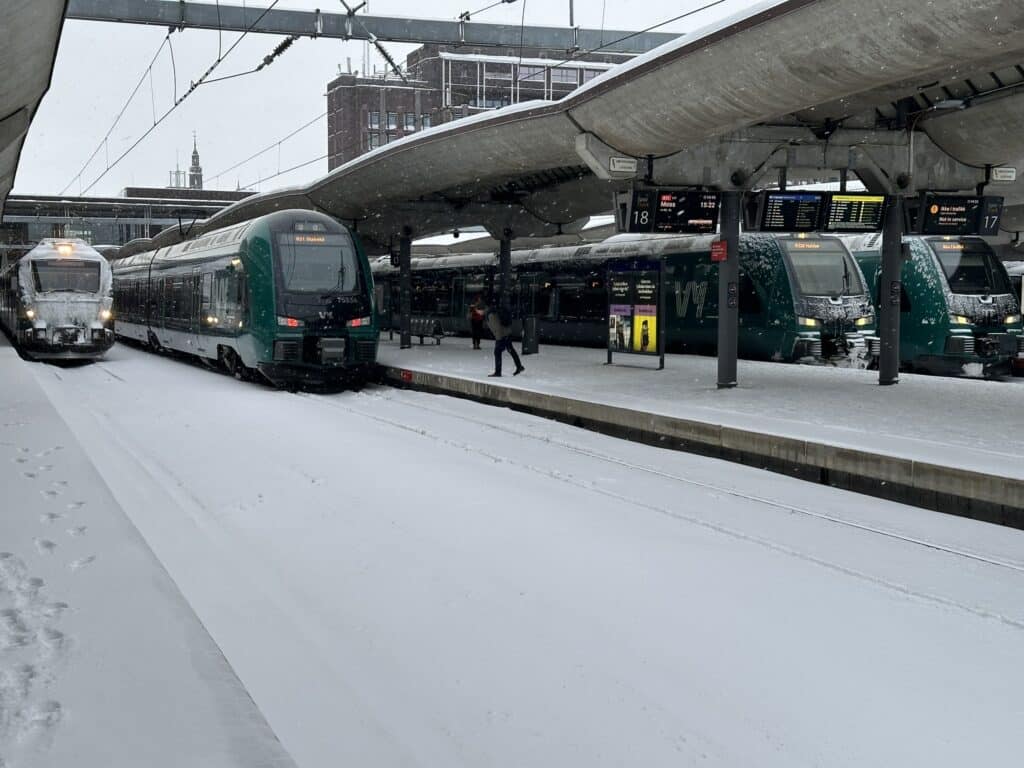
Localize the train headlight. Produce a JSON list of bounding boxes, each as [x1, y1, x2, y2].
[[25, 308, 35, 320], [276, 316, 304, 328], [797, 316, 819, 327], [99, 309, 112, 321], [854, 315, 872, 327], [1005, 314, 1021, 325], [950, 314, 972, 325]]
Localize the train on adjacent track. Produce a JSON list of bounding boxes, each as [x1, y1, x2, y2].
[[110, 210, 379, 387], [373, 233, 880, 367], [0, 239, 115, 361], [848, 235, 1023, 377]]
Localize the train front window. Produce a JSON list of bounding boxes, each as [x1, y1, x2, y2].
[[276, 232, 360, 294], [930, 239, 1012, 295], [31, 260, 101, 293], [782, 240, 864, 297]]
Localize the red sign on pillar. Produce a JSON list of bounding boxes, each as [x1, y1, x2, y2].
[[711, 240, 728, 262]]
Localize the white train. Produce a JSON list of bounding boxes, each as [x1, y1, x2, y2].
[[0, 239, 115, 360]]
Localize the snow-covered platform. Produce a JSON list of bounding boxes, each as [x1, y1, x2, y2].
[[378, 339, 1024, 523], [0, 338, 295, 767]]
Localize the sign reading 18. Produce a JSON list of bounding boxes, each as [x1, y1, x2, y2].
[[634, 210, 650, 227]]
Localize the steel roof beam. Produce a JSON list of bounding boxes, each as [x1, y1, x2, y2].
[[65, 0, 679, 54]]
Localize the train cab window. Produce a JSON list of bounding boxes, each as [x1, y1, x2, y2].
[[31, 260, 100, 292], [929, 239, 1013, 295]]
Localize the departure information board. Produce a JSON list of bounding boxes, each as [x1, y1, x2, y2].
[[917, 194, 1004, 236], [825, 194, 887, 232], [627, 189, 720, 234], [752, 191, 889, 232], [758, 191, 826, 232]]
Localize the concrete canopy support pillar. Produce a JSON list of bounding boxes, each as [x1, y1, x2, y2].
[[498, 228, 513, 314], [399, 226, 412, 350], [717, 191, 741, 389], [878, 197, 905, 385]]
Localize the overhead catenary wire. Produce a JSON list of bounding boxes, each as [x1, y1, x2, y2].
[[514, 0, 730, 84], [77, 0, 282, 196], [458, 0, 518, 23], [244, 154, 329, 190], [60, 33, 173, 195], [206, 110, 327, 186]]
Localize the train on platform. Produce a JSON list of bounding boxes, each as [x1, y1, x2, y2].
[[110, 210, 379, 387], [372, 233, 879, 367], [0, 239, 115, 361], [847, 235, 1023, 377]]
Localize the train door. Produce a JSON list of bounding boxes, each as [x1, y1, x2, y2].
[[189, 267, 203, 353]]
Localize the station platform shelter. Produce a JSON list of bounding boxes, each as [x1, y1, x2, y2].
[[377, 338, 1024, 526]]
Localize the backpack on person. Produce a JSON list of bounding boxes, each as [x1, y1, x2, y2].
[[498, 305, 513, 327]]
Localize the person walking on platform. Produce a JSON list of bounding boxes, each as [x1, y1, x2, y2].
[[468, 295, 486, 350], [486, 306, 524, 377]]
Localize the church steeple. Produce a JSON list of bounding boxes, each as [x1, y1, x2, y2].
[[188, 132, 203, 190]]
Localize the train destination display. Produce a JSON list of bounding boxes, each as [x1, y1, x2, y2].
[[917, 194, 1004, 236], [627, 189, 720, 234], [607, 258, 665, 369]]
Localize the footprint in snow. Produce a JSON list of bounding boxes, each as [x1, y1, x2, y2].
[[68, 556, 95, 571], [65, 527, 87, 538], [39, 489, 61, 500], [11, 456, 28, 464], [36, 464, 53, 473], [21, 472, 37, 480], [65, 501, 85, 511], [39, 512, 65, 524], [33, 540, 56, 556]]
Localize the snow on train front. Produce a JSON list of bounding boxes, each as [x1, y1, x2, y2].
[[0, 239, 115, 360]]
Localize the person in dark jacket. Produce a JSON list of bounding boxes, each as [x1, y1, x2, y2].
[[468, 295, 486, 350], [486, 307, 524, 377]]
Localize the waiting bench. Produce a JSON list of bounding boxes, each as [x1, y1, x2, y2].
[[409, 317, 444, 345]]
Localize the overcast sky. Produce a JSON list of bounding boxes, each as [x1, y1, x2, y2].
[[16, 0, 755, 198]]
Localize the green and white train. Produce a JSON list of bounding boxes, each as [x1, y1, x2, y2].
[[848, 234, 1023, 377], [373, 233, 878, 366], [111, 210, 378, 386]]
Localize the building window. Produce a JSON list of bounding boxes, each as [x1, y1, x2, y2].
[[386, 112, 397, 130], [520, 65, 545, 82], [582, 69, 602, 83], [551, 68, 577, 85], [404, 113, 417, 131], [369, 133, 381, 149], [488, 65, 513, 80], [368, 111, 380, 129], [421, 113, 432, 129]]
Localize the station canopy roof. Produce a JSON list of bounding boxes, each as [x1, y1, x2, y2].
[[0, 0, 66, 218], [117, 0, 1024, 257]]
